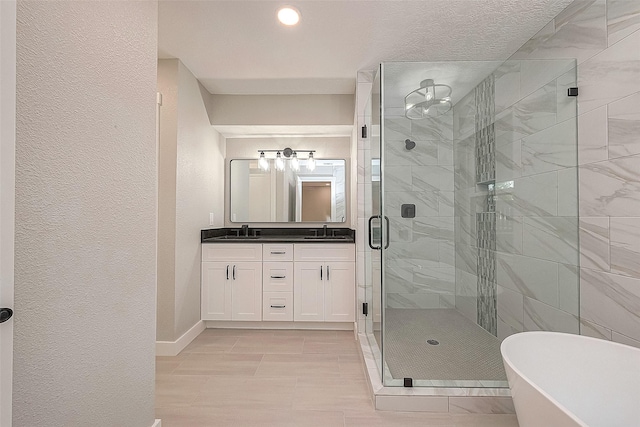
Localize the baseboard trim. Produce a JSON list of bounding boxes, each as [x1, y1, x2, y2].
[[151, 419, 161, 427], [156, 320, 205, 356]]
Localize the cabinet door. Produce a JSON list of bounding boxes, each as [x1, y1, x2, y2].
[[294, 262, 324, 321], [231, 261, 262, 321], [324, 262, 355, 322], [202, 261, 232, 320]]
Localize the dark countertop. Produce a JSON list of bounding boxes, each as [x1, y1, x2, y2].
[[201, 227, 355, 244]]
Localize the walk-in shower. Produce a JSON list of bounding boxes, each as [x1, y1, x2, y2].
[[359, 60, 579, 391]]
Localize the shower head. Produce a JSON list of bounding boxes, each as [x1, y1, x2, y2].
[[405, 139, 416, 150]]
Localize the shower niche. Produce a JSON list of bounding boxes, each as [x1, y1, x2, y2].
[[360, 60, 579, 392]]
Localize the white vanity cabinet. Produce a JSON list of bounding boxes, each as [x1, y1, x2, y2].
[[201, 244, 262, 321], [293, 244, 355, 322], [201, 241, 355, 325]]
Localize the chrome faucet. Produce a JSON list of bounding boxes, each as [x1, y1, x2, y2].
[[241, 224, 249, 237]]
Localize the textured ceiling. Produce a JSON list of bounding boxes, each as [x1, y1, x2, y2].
[[158, 0, 574, 95]]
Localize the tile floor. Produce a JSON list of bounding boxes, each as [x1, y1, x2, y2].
[[156, 329, 519, 426]]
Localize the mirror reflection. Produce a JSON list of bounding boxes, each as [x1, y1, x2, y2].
[[230, 159, 346, 223]]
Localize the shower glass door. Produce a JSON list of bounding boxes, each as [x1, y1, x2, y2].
[[364, 67, 383, 377], [376, 60, 578, 388]]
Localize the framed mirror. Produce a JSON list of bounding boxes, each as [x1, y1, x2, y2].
[[229, 159, 346, 223]]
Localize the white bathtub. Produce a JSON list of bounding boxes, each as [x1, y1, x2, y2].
[[501, 331, 640, 427]]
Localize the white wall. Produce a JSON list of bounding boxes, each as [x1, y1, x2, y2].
[[14, 2, 158, 426], [157, 59, 178, 342], [210, 94, 354, 126], [157, 59, 225, 341], [175, 60, 225, 336]]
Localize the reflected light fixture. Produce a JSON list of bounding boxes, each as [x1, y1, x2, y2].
[[258, 151, 270, 171], [290, 151, 300, 171], [405, 79, 452, 120], [257, 148, 316, 172], [306, 151, 316, 171], [275, 151, 285, 171], [277, 6, 300, 26]]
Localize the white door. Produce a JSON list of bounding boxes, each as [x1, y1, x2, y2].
[[0, 1, 16, 424], [294, 262, 324, 321], [201, 262, 232, 320], [231, 262, 262, 321], [324, 262, 355, 322]]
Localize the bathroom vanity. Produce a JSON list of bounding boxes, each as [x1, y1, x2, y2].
[[201, 227, 355, 328]]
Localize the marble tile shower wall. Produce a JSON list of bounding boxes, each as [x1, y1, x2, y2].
[[383, 110, 456, 309], [454, 57, 581, 340], [507, 0, 640, 348]]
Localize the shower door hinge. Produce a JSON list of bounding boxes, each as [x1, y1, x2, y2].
[[362, 302, 368, 316], [361, 124, 367, 139], [567, 87, 578, 97]]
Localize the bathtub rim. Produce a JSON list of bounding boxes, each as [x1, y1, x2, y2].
[[500, 331, 640, 427]]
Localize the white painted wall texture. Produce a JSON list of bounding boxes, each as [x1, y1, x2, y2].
[[14, 1, 158, 426], [157, 59, 225, 341]]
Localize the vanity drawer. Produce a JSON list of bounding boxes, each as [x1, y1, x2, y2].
[[202, 243, 263, 262], [263, 244, 294, 261], [263, 262, 294, 292], [263, 292, 293, 321], [294, 243, 355, 262]]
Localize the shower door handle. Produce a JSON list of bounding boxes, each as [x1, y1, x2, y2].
[[368, 215, 381, 250], [384, 215, 390, 249]]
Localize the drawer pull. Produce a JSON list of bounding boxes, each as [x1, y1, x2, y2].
[[270, 251, 286, 254], [270, 305, 286, 309], [270, 275, 286, 279]]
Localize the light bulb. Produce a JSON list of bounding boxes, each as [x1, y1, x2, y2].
[[306, 152, 316, 171], [290, 152, 299, 171], [258, 151, 269, 171], [425, 91, 433, 101], [277, 7, 300, 26], [275, 151, 285, 171]]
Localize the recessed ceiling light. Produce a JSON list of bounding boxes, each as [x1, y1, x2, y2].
[[277, 6, 300, 26]]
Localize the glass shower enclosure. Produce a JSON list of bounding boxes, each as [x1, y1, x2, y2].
[[362, 60, 579, 388]]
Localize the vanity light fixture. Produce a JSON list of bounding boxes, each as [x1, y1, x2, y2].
[[405, 78, 452, 119], [257, 148, 316, 171], [277, 6, 300, 26]]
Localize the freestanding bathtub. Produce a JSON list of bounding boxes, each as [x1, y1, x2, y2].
[[501, 331, 640, 427]]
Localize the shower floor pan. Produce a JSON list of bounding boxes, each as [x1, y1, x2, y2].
[[383, 308, 507, 383]]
